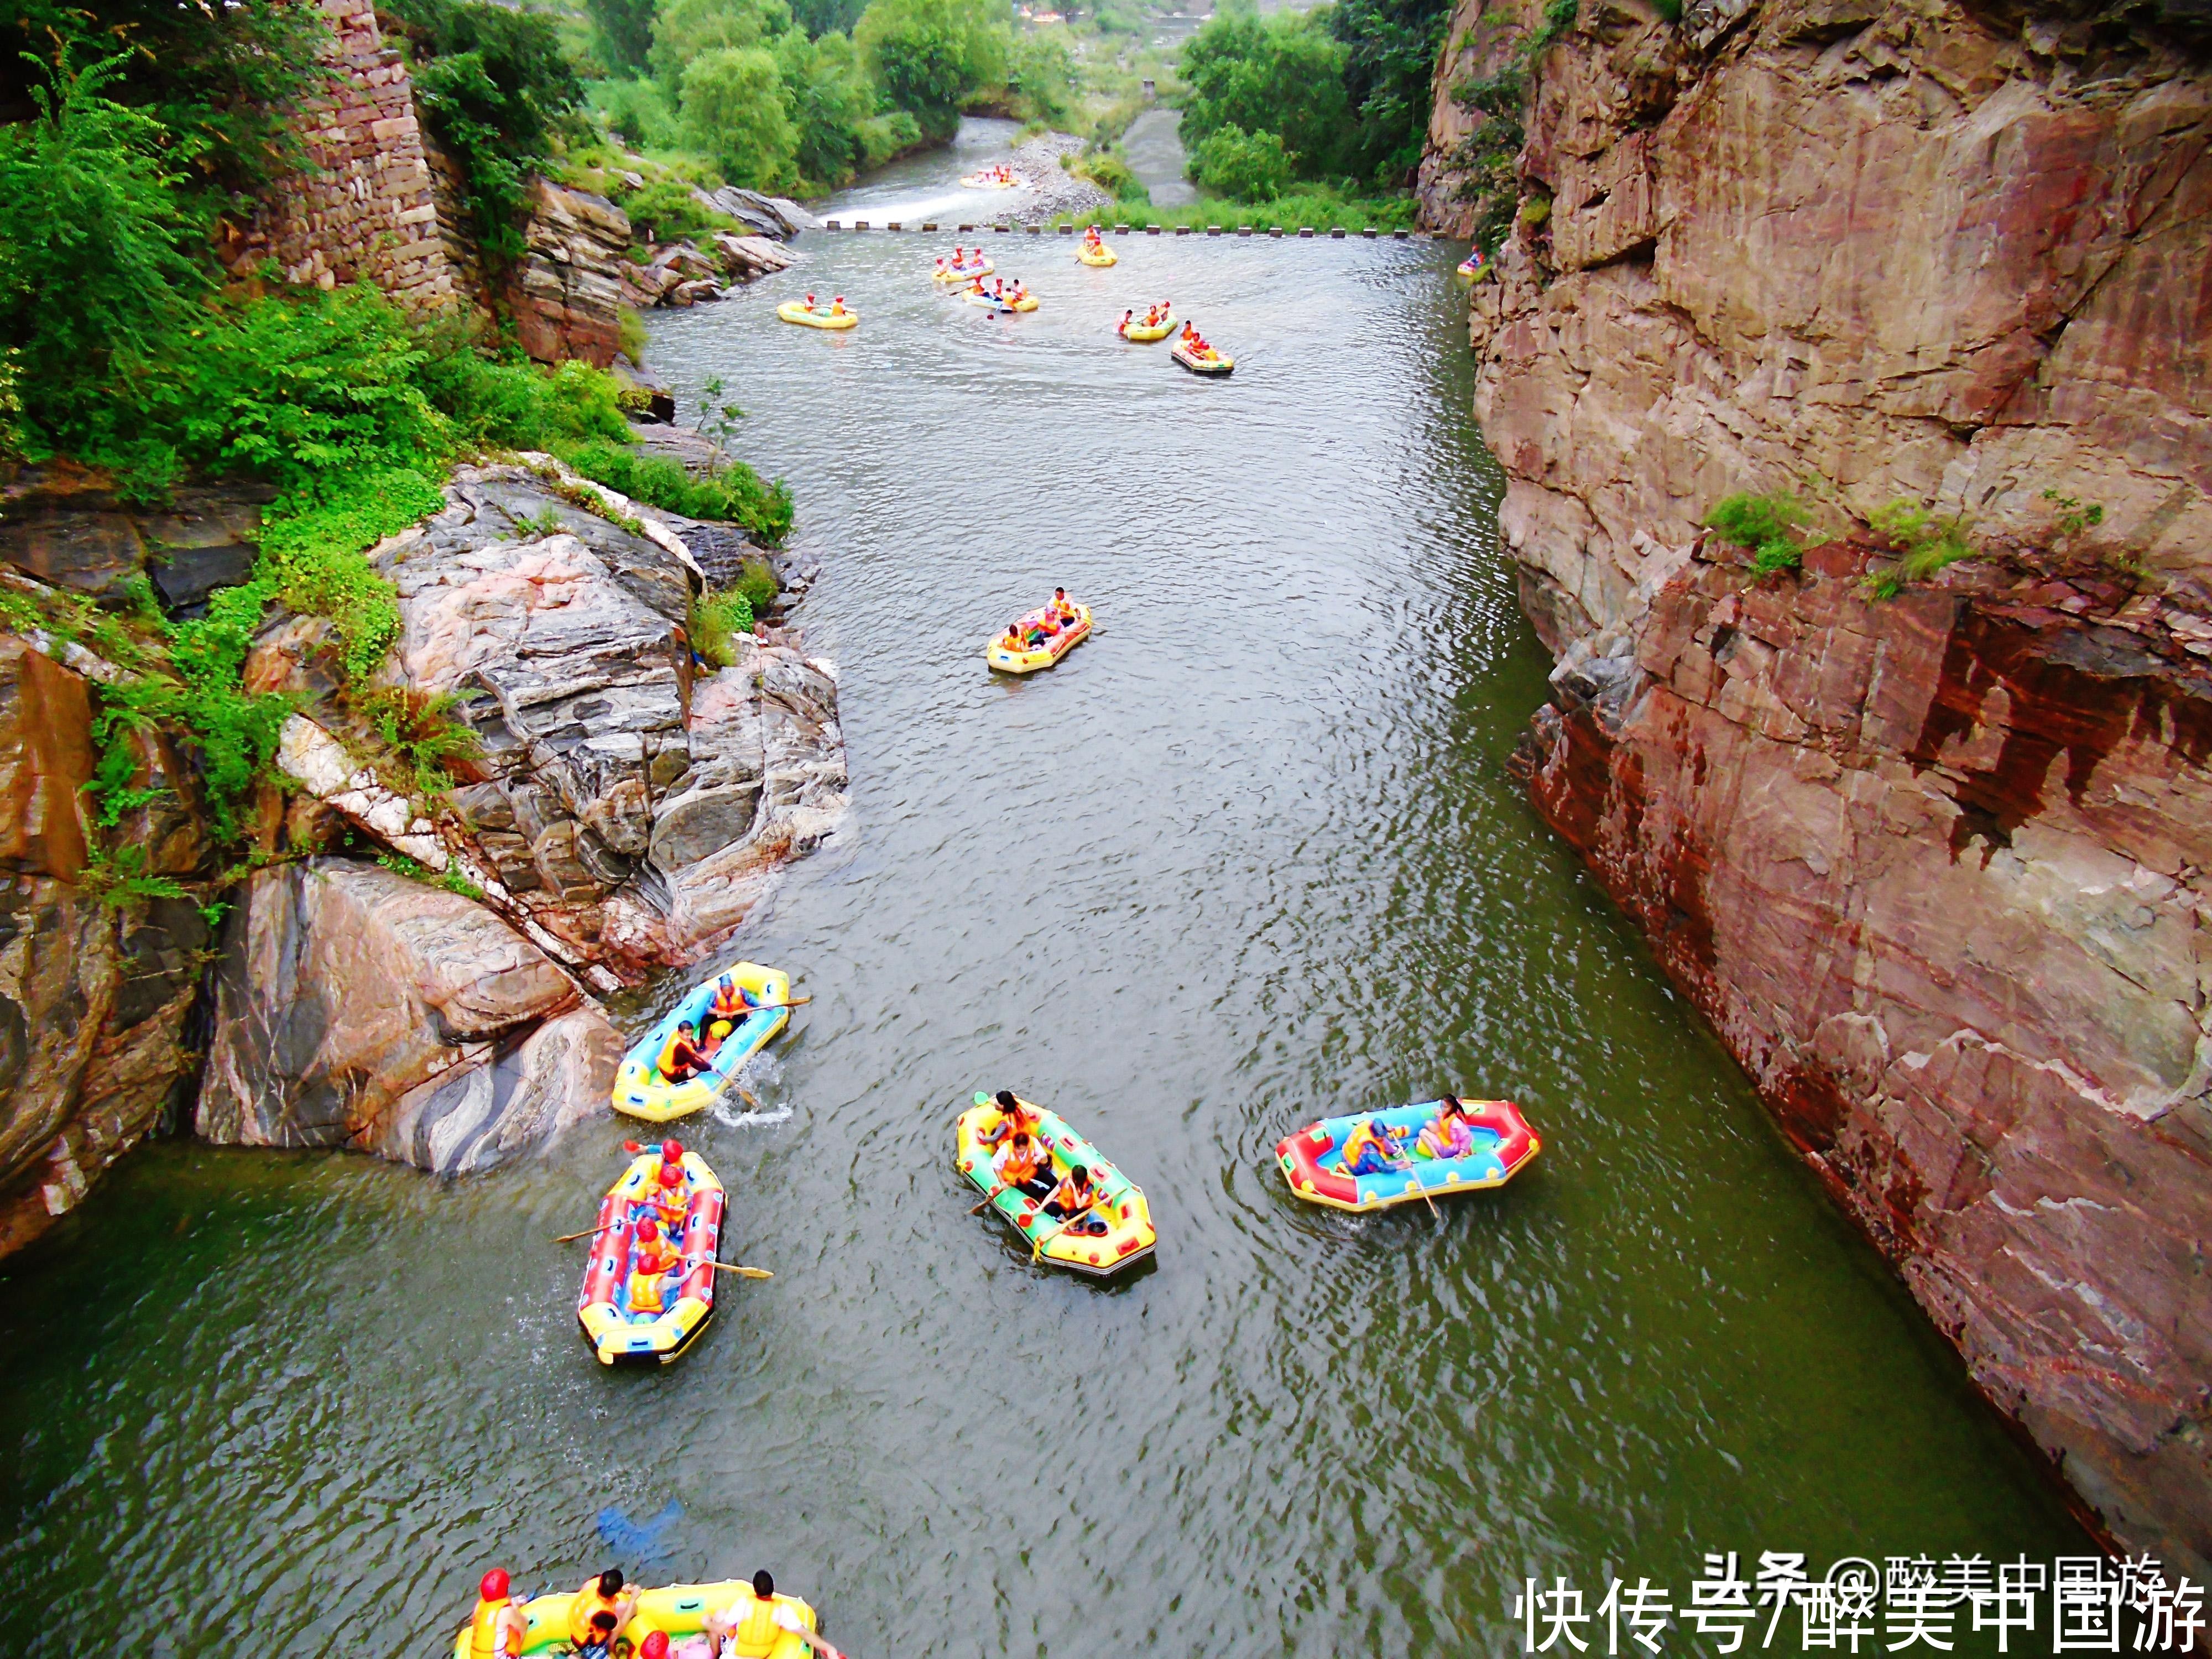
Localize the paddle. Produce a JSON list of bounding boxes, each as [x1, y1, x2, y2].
[[555, 1223, 613, 1245], [709, 1262, 773, 1279]]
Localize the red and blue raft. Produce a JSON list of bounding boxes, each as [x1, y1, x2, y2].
[[1275, 1098, 1540, 1212], [576, 1147, 727, 1365]]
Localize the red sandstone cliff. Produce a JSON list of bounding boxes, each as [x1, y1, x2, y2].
[[1428, 0, 2211, 1575]]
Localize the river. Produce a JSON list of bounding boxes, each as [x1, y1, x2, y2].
[[0, 130, 2089, 1657]]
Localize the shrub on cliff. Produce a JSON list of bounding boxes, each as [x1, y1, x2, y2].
[[383, 0, 583, 269], [1704, 492, 1813, 574], [0, 51, 212, 479], [1190, 124, 1293, 202], [559, 440, 796, 545]]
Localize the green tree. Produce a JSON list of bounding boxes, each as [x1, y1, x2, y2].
[[681, 46, 800, 189], [2, 0, 328, 199], [1189, 122, 1292, 200], [1179, 9, 1350, 182], [586, 0, 660, 72], [1006, 30, 1073, 123], [855, 0, 1007, 143], [651, 0, 795, 87], [791, 0, 870, 36], [776, 28, 878, 187], [1329, 0, 1452, 187], [0, 51, 209, 471]]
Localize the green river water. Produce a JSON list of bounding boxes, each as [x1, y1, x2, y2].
[[0, 124, 2088, 1657]]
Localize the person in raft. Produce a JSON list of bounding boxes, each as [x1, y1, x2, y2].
[[628, 1215, 682, 1314], [1083, 225, 1103, 248], [705, 974, 759, 1047], [993, 1128, 1056, 1200], [1416, 1095, 1475, 1160], [466, 1569, 531, 1659], [998, 620, 1029, 653], [1118, 307, 1134, 337], [1338, 1114, 1412, 1177], [1052, 588, 1078, 622], [658, 1019, 709, 1083], [646, 1156, 692, 1234], [707, 1572, 845, 1659], [571, 1570, 641, 1655], [1043, 1163, 1109, 1235], [977, 1089, 1041, 1147]]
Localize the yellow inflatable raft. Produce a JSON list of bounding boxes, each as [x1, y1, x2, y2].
[[453, 1581, 819, 1658], [987, 602, 1091, 673], [956, 1094, 1157, 1276], [1172, 341, 1233, 376], [613, 962, 792, 1122], [962, 289, 1038, 313], [933, 259, 994, 283], [1076, 240, 1117, 266], [778, 300, 856, 330], [1120, 311, 1175, 342]]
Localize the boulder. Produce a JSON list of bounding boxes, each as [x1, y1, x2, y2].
[[711, 233, 794, 277], [508, 179, 633, 368], [195, 858, 592, 1168]]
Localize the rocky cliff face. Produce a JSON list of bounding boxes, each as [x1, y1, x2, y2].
[[0, 461, 846, 1241], [1428, 0, 2211, 1572]]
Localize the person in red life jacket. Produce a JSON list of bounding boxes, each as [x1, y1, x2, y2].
[[467, 1569, 530, 1659], [628, 1216, 682, 1314], [1118, 307, 1134, 337], [658, 1020, 708, 1083]]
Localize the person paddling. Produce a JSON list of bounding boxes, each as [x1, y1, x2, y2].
[[708, 1572, 844, 1659], [467, 1570, 530, 1659], [1118, 307, 1133, 337]]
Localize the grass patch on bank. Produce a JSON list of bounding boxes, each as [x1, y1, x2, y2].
[[1057, 187, 1421, 234]]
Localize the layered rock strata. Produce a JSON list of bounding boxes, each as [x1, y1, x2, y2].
[[1428, 0, 2211, 1568], [0, 461, 844, 1233]]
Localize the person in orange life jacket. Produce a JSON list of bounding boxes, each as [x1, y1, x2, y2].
[[1052, 588, 1077, 622], [707, 1571, 844, 1659], [1118, 307, 1133, 337], [571, 1569, 640, 1650], [998, 620, 1026, 653], [467, 1569, 530, 1659], [645, 1157, 692, 1234], [977, 1089, 1040, 1150], [658, 1020, 708, 1083], [992, 1129, 1055, 1199], [1042, 1163, 1108, 1235], [628, 1215, 682, 1314], [1416, 1095, 1476, 1161], [1339, 1114, 1411, 1178], [830, 296, 847, 317]]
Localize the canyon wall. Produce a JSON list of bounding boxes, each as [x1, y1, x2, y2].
[[1428, 0, 2211, 1574]]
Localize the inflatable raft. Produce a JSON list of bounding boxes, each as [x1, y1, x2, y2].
[[961, 171, 1021, 188], [613, 962, 792, 1122], [962, 289, 1038, 312], [454, 1580, 819, 1658], [956, 1093, 1156, 1275], [576, 1147, 727, 1365], [933, 258, 994, 283], [1076, 241, 1117, 267], [1172, 341, 1233, 376], [1121, 311, 1175, 342], [986, 603, 1091, 673], [1455, 252, 1489, 282], [1276, 1098, 1539, 1211], [778, 300, 856, 330]]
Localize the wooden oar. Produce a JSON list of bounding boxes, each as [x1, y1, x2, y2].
[[709, 1262, 773, 1279], [969, 1181, 1013, 1214], [555, 1223, 613, 1245], [1029, 1204, 1103, 1263]]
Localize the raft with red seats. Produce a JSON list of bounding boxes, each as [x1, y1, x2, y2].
[[1275, 1098, 1539, 1212], [576, 1146, 727, 1365]]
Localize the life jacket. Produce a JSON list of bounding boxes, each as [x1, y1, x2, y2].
[[997, 1140, 1044, 1183], [468, 1594, 516, 1659], [570, 1585, 625, 1647], [1050, 1175, 1095, 1213], [709, 982, 751, 1021], [729, 1593, 784, 1654]]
